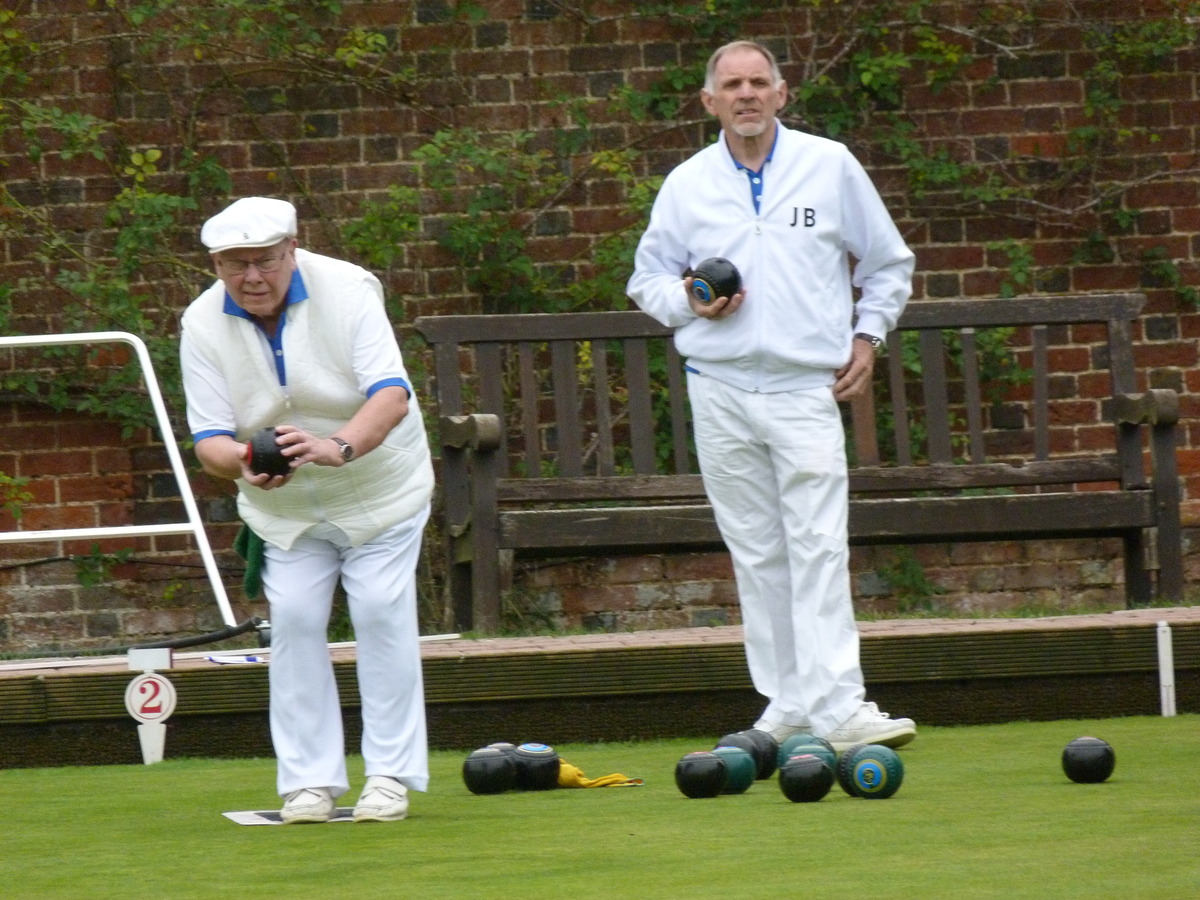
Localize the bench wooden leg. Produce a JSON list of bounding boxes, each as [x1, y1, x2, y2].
[[1155, 529, 1185, 604], [471, 546, 501, 633], [447, 559, 474, 633], [1123, 533, 1151, 607], [1151, 421, 1185, 603], [470, 450, 503, 633]]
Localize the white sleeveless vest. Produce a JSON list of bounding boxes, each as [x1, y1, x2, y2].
[[181, 249, 434, 549]]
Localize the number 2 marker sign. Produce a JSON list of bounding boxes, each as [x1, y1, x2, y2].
[[124, 670, 177, 764], [125, 672, 178, 724]]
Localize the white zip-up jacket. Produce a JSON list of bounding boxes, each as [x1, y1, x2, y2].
[[627, 122, 914, 392]]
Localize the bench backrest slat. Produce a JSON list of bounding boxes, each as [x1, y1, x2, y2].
[[432, 342, 464, 415], [1106, 315, 1137, 394], [850, 386, 881, 467], [518, 342, 540, 477], [624, 337, 658, 474], [666, 339, 691, 473], [1032, 325, 1049, 460], [959, 328, 986, 464], [919, 329, 953, 463], [885, 333, 912, 466], [476, 342, 506, 477], [591, 341, 616, 476], [549, 339, 581, 476], [1109, 316, 1146, 488]]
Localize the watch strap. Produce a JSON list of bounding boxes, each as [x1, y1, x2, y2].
[[854, 332, 883, 348]]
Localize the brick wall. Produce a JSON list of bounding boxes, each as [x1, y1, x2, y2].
[[2, 1, 1199, 648], [0, 401, 246, 650]]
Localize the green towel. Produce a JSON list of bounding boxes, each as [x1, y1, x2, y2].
[[233, 523, 265, 599]]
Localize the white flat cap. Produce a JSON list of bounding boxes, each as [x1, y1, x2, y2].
[[201, 197, 298, 252]]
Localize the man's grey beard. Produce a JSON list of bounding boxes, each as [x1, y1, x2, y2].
[[732, 120, 768, 138]]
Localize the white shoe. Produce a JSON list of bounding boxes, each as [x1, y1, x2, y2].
[[280, 787, 334, 824], [353, 776, 409, 823], [752, 719, 812, 744], [822, 702, 916, 753]]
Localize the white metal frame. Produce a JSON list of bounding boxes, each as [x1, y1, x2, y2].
[[0, 331, 236, 627]]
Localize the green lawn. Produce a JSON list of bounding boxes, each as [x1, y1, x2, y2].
[[2, 715, 1197, 899]]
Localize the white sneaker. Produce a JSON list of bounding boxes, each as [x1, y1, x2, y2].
[[353, 776, 409, 823], [752, 719, 812, 744], [280, 787, 335, 824], [822, 702, 916, 753]]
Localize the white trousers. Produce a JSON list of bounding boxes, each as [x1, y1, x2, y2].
[[688, 373, 865, 735], [261, 505, 431, 799]]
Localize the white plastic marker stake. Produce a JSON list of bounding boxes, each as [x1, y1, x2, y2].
[[1157, 621, 1176, 718], [126, 648, 178, 764]]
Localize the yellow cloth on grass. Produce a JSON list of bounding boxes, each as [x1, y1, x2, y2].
[[557, 760, 643, 788]]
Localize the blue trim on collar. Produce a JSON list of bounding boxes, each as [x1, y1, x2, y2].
[[221, 269, 306, 386], [221, 269, 308, 319], [728, 122, 779, 173], [728, 124, 779, 215]]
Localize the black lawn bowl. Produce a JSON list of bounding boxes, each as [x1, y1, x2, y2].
[[715, 730, 778, 780], [778, 754, 835, 803], [1062, 736, 1116, 784], [838, 743, 904, 799], [462, 747, 517, 795], [513, 742, 561, 791], [688, 257, 742, 304], [711, 745, 757, 794], [246, 427, 291, 477], [836, 742, 869, 796], [675, 751, 728, 799], [778, 736, 837, 773]]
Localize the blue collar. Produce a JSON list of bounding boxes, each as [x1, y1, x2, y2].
[[729, 125, 778, 214], [221, 268, 308, 321], [728, 122, 780, 176]]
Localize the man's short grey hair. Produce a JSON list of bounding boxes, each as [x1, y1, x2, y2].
[[703, 40, 785, 93]]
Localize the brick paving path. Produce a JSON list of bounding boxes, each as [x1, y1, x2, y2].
[[3, 605, 1197, 678], [419, 605, 1200, 658]]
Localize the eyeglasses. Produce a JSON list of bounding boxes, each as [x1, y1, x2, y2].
[[218, 252, 289, 276]]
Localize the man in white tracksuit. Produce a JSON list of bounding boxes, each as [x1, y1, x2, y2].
[[180, 197, 434, 823], [627, 40, 917, 751]]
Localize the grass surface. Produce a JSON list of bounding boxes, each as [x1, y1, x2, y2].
[[2, 715, 1197, 899]]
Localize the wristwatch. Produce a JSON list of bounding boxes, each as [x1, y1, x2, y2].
[[331, 437, 355, 463], [854, 332, 883, 348]]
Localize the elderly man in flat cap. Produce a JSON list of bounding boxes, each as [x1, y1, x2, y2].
[[180, 197, 434, 824]]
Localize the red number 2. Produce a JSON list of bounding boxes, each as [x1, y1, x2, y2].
[[138, 678, 163, 716]]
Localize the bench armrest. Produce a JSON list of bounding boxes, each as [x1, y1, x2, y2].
[[438, 413, 503, 541], [435, 413, 506, 631], [439, 413, 503, 452], [1111, 388, 1184, 601], [1111, 389, 1179, 427]]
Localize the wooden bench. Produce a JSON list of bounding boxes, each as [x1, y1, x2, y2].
[[413, 292, 1184, 632]]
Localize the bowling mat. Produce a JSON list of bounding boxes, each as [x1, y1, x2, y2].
[[223, 808, 356, 825]]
